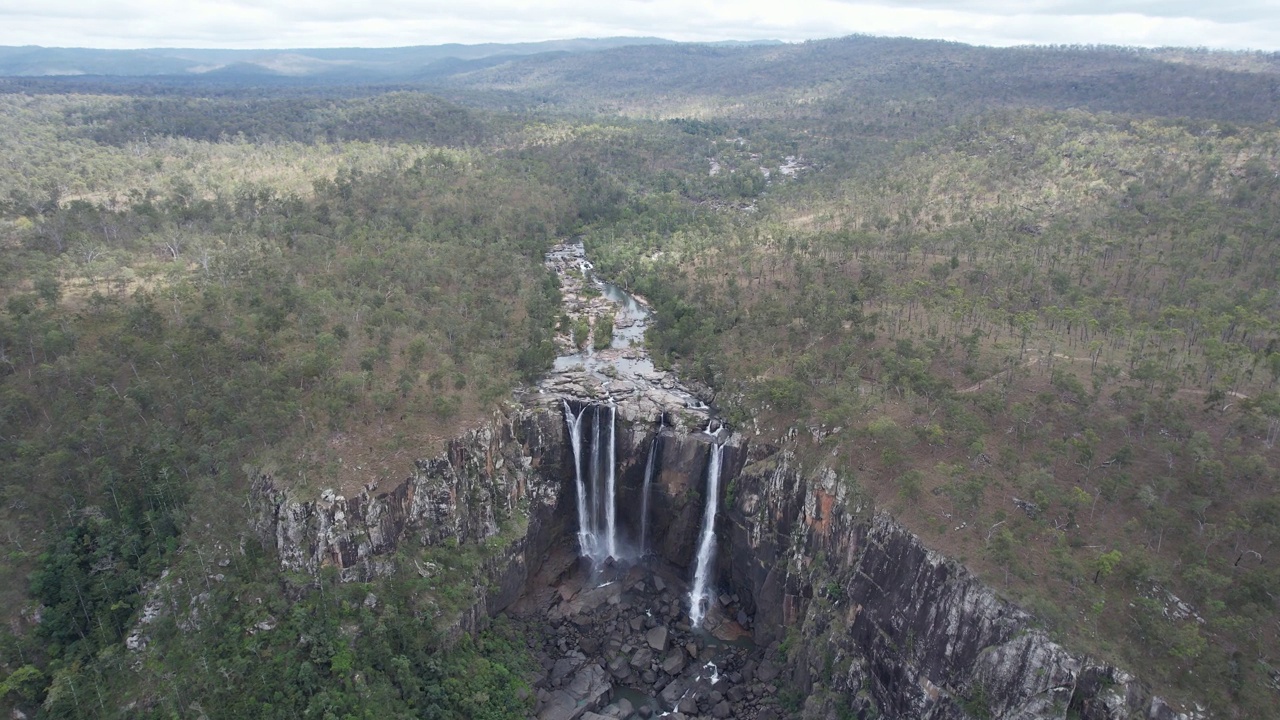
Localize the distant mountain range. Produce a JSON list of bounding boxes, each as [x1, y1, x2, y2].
[[2, 36, 1275, 130], [0, 38, 782, 80]]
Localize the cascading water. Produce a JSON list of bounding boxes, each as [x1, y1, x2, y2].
[[605, 404, 618, 559], [689, 443, 724, 628], [639, 432, 658, 554], [564, 401, 621, 563], [562, 400, 594, 558], [589, 405, 602, 556]]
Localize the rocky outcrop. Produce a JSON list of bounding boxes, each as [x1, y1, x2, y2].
[[250, 401, 728, 593], [252, 407, 570, 588], [250, 403, 1200, 719], [249, 240, 1204, 719], [724, 450, 1202, 720]]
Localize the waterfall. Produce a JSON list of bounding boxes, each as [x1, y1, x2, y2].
[[589, 405, 603, 558], [561, 400, 625, 564], [639, 432, 658, 554], [562, 400, 594, 558], [689, 443, 724, 628], [605, 404, 618, 559]]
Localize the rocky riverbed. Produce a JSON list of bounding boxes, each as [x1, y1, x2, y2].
[[530, 242, 714, 429]]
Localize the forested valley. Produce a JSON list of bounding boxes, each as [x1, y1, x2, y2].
[[0, 36, 1278, 718]]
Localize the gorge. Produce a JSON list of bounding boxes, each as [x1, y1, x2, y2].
[[5, 39, 1280, 719], [251, 243, 1203, 720]]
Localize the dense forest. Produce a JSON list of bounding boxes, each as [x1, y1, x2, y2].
[[0, 35, 1278, 718]]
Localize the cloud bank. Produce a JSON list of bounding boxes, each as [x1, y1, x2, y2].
[[0, 0, 1275, 50]]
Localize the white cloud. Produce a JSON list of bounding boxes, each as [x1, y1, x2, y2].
[[0, 0, 1275, 50]]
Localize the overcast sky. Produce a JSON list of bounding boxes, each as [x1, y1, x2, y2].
[[1, 0, 1277, 51]]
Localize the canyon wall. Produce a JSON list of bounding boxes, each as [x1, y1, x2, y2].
[[251, 404, 1198, 719], [723, 449, 1198, 720]]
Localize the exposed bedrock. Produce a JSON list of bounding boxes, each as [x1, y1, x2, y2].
[[252, 404, 1198, 719], [250, 404, 732, 590], [723, 450, 1200, 720]]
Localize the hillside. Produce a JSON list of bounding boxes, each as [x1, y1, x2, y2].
[[0, 38, 684, 79], [437, 36, 1280, 124], [0, 35, 1276, 719]]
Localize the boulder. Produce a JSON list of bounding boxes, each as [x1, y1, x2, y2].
[[551, 656, 584, 683], [607, 655, 632, 680], [630, 647, 653, 669], [659, 679, 686, 709], [662, 650, 686, 675], [646, 625, 669, 652]]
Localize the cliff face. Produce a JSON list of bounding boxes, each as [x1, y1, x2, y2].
[[251, 407, 569, 604], [251, 406, 1195, 719], [723, 450, 1197, 720]]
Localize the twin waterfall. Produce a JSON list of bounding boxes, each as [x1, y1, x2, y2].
[[564, 400, 620, 561], [563, 401, 724, 628]]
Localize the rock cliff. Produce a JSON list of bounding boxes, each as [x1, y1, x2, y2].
[[251, 407, 568, 601], [248, 239, 1202, 718], [251, 407, 1199, 719], [724, 449, 1201, 720]]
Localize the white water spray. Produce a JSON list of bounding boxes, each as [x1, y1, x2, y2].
[[639, 432, 658, 554], [605, 404, 618, 559], [689, 444, 724, 628], [562, 400, 594, 558], [589, 406, 603, 557]]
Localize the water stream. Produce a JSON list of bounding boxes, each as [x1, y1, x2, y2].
[[562, 400, 592, 558], [639, 431, 658, 555], [563, 400, 623, 563], [689, 444, 724, 628], [605, 403, 618, 559]]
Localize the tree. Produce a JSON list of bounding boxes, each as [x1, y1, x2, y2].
[[1092, 549, 1122, 585], [987, 527, 1017, 585]]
